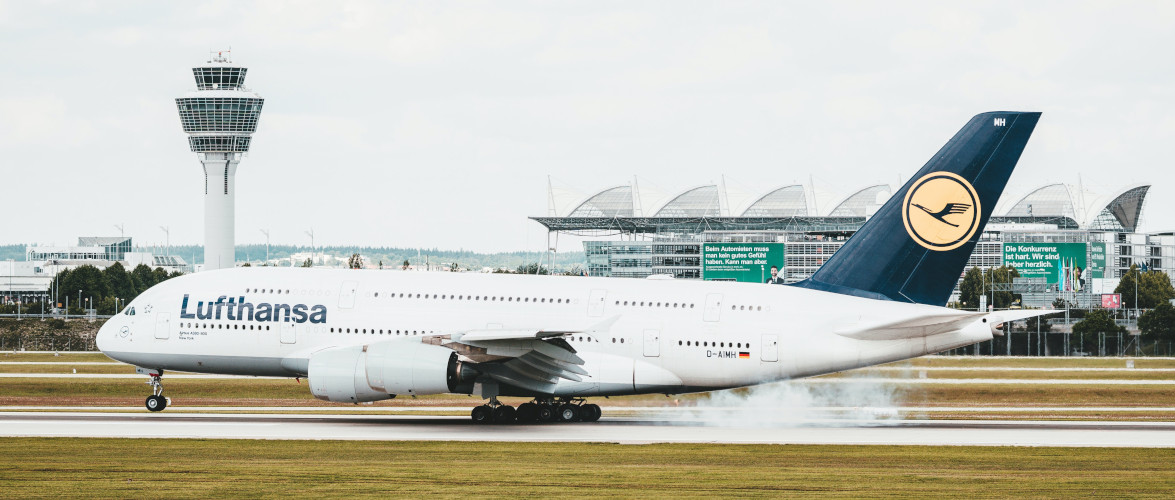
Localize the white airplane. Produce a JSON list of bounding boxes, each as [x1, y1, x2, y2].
[[98, 111, 1049, 423]]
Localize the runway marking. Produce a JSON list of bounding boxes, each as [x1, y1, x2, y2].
[[4, 405, 1175, 413], [0, 362, 125, 366], [863, 366, 1175, 372], [2, 412, 1175, 447], [5, 374, 1175, 384], [801, 378, 1175, 385], [0, 373, 284, 379]]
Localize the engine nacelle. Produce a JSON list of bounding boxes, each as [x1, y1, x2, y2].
[[308, 340, 463, 403], [364, 340, 460, 395]]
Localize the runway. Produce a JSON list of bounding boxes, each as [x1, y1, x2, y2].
[[4, 411, 1175, 447]]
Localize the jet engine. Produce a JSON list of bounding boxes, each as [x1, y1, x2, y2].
[[308, 340, 474, 403]]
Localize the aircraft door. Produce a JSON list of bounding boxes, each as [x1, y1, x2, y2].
[[761, 334, 779, 362], [339, 281, 358, 309], [703, 293, 723, 322], [642, 329, 661, 357], [280, 323, 296, 344], [154, 313, 171, 340], [588, 289, 607, 317]]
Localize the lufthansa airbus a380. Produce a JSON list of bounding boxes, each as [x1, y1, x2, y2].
[[98, 111, 1049, 424]]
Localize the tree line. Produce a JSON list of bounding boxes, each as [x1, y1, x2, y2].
[[48, 263, 182, 315], [954, 264, 1175, 355]]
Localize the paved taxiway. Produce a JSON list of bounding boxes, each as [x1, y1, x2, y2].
[[4, 411, 1175, 447]]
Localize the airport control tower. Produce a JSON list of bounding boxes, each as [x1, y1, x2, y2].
[[175, 50, 264, 270]]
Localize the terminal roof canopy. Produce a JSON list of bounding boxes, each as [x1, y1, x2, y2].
[[1004, 184, 1078, 220], [654, 185, 721, 217], [567, 186, 634, 217], [740, 185, 807, 217], [828, 184, 891, 217], [538, 180, 1153, 233], [1088, 184, 1150, 232]]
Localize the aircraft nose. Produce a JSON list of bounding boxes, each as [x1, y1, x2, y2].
[[96, 317, 119, 352]]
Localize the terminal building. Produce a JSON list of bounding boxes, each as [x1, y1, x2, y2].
[[532, 181, 1168, 308], [0, 237, 188, 304]]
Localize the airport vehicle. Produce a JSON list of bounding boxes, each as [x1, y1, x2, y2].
[[98, 111, 1049, 423]]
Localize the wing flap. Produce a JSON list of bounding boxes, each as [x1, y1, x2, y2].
[[438, 322, 604, 391]]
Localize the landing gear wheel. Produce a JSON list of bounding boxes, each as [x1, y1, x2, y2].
[[145, 395, 166, 412], [537, 404, 556, 422], [143, 372, 167, 412], [516, 403, 539, 423], [471, 405, 492, 424], [492, 405, 517, 424], [580, 403, 602, 422], [556, 404, 580, 422]]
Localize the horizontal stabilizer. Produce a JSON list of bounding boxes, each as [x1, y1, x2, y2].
[[836, 310, 985, 340], [985, 309, 1062, 325], [836, 309, 1060, 341]]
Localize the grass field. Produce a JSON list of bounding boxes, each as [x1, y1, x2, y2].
[[0, 438, 1172, 498]]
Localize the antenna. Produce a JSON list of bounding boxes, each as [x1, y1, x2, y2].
[[547, 175, 556, 217], [113, 224, 124, 237], [809, 174, 819, 215], [632, 175, 643, 217], [716, 175, 726, 217]]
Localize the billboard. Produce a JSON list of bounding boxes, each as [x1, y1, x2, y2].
[[1089, 242, 1106, 279], [1002, 243, 1088, 291], [1101, 294, 1121, 309], [702, 243, 785, 283]]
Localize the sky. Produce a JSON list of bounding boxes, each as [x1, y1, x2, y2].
[[1, 1, 1173, 253]]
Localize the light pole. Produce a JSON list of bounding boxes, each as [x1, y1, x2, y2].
[[260, 229, 270, 265], [77, 290, 82, 317], [159, 226, 171, 256], [305, 229, 315, 266]]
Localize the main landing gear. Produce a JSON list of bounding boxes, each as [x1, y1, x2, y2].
[[139, 368, 169, 412], [470, 397, 601, 424]]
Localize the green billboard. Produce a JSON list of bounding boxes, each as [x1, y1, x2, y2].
[[702, 243, 785, 283], [1089, 242, 1106, 279], [1002, 242, 1088, 291]]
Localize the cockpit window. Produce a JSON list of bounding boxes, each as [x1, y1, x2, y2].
[[125, 307, 135, 316]]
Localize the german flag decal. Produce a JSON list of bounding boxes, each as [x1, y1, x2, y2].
[[738, 352, 750, 359]]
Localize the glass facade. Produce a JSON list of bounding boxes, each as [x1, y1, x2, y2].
[[551, 181, 1168, 306], [176, 98, 264, 134], [193, 67, 247, 90], [580, 228, 1175, 306]]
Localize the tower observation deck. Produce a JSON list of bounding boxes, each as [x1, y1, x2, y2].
[[175, 51, 264, 270]]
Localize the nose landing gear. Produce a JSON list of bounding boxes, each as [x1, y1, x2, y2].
[[137, 367, 169, 412]]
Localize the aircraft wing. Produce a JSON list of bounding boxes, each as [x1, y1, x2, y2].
[[836, 309, 1060, 341], [423, 317, 616, 394]]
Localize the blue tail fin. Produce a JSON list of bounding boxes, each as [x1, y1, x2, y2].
[[792, 111, 1041, 306]]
